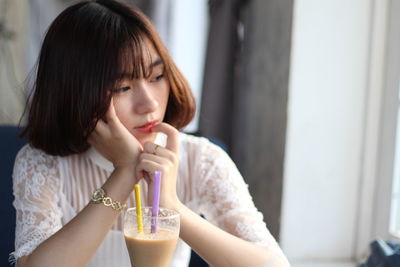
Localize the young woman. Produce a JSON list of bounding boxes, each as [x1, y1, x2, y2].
[[11, 1, 290, 266]]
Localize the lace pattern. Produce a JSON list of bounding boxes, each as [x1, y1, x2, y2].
[[10, 145, 62, 262], [193, 136, 279, 249]]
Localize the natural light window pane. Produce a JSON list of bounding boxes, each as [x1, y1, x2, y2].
[[390, 89, 400, 237]]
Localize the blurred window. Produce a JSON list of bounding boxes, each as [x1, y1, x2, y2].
[[390, 83, 400, 237]]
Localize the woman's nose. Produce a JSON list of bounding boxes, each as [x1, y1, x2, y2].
[[134, 83, 159, 114]]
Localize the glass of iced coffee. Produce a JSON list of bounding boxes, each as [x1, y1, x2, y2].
[[124, 207, 180, 267]]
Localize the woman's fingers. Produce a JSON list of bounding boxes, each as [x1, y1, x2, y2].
[[150, 123, 179, 154], [136, 123, 180, 208], [93, 118, 109, 135], [105, 97, 123, 128], [105, 97, 116, 122], [143, 142, 177, 163], [136, 122, 179, 180], [101, 97, 132, 138], [140, 152, 171, 166], [136, 152, 172, 177], [135, 159, 164, 180]]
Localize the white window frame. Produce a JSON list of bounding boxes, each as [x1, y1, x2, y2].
[[355, 0, 400, 259]]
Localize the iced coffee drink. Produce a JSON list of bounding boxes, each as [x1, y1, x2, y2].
[[124, 207, 180, 267]]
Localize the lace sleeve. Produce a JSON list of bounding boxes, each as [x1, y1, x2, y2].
[[194, 139, 285, 256], [10, 145, 63, 262]]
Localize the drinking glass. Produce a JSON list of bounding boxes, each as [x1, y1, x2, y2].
[[124, 207, 180, 267]]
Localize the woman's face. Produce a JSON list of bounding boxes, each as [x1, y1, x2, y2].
[[111, 39, 170, 146]]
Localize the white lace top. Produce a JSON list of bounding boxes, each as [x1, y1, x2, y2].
[[10, 132, 286, 266]]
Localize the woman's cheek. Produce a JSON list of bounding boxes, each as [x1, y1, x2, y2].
[[112, 98, 128, 121]]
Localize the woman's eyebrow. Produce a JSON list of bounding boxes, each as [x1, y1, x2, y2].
[[117, 58, 164, 79], [149, 58, 163, 68]]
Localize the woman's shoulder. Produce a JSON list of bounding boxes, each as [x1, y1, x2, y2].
[[14, 144, 60, 176], [16, 143, 58, 162], [178, 132, 207, 145], [179, 132, 226, 154], [178, 132, 230, 167]]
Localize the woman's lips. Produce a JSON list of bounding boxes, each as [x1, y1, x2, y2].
[[135, 121, 157, 133]]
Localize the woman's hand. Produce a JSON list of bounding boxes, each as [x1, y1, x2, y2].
[[135, 123, 181, 209], [88, 98, 142, 170]]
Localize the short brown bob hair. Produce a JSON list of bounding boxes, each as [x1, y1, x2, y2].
[[22, 0, 195, 156]]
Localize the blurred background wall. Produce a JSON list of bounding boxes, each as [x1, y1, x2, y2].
[[0, 0, 28, 124]]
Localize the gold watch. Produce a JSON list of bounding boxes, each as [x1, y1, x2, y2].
[[91, 188, 126, 211]]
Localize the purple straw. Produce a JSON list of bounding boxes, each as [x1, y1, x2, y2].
[[151, 171, 162, 233]]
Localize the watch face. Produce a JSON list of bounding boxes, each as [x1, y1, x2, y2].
[[92, 188, 105, 202]]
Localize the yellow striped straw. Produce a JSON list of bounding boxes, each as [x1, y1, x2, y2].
[[134, 184, 143, 233]]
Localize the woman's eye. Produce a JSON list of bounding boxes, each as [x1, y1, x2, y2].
[[150, 73, 164, 82], [111, 86, 130, 93]]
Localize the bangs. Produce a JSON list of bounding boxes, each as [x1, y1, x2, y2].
[[113, 32, 155, 85], [89, 6, 158, 92]]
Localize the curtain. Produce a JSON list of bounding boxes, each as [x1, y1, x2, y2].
[[198, 0, 243, 151], [199, 0, 293, 239]]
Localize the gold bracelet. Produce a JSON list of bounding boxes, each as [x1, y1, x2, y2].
[[101, 196, 126, 211], [91, 188, 126, 211]]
